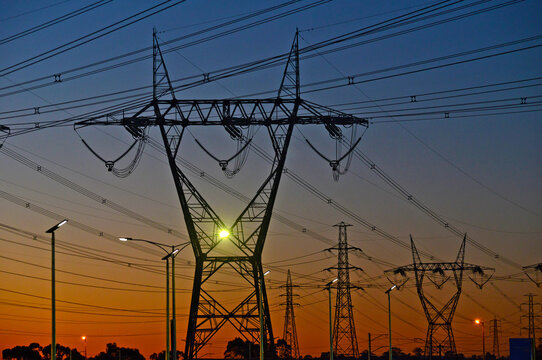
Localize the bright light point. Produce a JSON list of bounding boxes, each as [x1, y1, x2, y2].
[[332, 278, 338, 283], [264, 270, 270, 276], [219, 230, 229, 238], [172, 249, 179, 255], [81, 336, 86, 340], [58, 220, 68, 227], [474, 319, 481, 324], [119, 237, 129, 242], [391, 285, 397, 290]]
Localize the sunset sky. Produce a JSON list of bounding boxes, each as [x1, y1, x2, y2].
[[0, 0, 541, 359]]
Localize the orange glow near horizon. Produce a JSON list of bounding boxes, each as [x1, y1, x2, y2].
[[1, 1, 541, 359]]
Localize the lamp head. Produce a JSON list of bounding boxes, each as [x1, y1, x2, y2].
[[119, 237, 130, 242], [474, 319, 481, 325], [162, 248, 180, 260], [81, 336, 86, 340], [46, 219, 68, 233], [385, 284, 397, 294]]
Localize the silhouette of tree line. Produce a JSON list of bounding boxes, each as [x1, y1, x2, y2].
[[4, 337, 542, 360], [2, 343, 84, 360], [2, 343, 143, 360]]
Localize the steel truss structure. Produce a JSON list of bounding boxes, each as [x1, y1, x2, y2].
[[489, 317, 501, 358], [281, 270, 300, 359], [326, 222, 361, 358], [76, 31, 368, 359], [385, 235, 494, 358], [520, 293, 541, 359]]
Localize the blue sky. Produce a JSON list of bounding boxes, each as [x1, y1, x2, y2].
[[0, 0, 541, 357]]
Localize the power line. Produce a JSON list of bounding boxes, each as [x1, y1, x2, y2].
[[0, 0, 503, 98], [0, 288, 164, 314], [3, 35, 540, 139], [0, 0, 327, 95], [0, 0, 187, 76], [0, 0, 114, 46], [0, 0, 71, 22]]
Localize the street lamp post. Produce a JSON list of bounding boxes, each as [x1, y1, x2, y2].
[[326, 278, 338, 360], [260, 270, 270, 360], [46, 219, 68, 360], [166, 257, 170, 360], [385, 285, 397, 360], [474, 319, 485, 360], [81, 336, 87, 360], [119, 237, 188, 360], [169, 248, 179, 360]]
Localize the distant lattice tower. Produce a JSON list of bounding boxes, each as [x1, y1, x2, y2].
[[521, 293, 542, 359], [384, 235, 494, 358], [281, 270, 300, 359], [327, 222, 361, 358], [490, 317, 501, 358]]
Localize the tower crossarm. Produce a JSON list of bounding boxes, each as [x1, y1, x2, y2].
[[385, 262, 494, 273], [75, 99, 368, 128]]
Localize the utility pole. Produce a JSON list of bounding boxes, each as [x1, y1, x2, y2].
[[46, 220, 68, 360], [385, 285, 397, 360], [490, 317, 501, 358], [521, 293, 542, 360], [368, 333, 371, 360], [325, 279, 338, 360], [325, 222, 362, 358], [482, 322, 485, 360], [281, 270, 300, 359]]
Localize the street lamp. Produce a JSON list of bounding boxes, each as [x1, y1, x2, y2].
[[46, 219, 68, 360], [385, 285, 397, 360], [119, 237, 189, 360], [260, 270, 270, 360], [474, 319, 485, 360], [325, 278, 338, 360], [81, 336, 87, 360]]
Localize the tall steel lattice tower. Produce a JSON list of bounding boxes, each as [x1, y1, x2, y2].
[[76, 31, 368, 360], [385, 235, 494, 358], [521, 293, 541, 360], [281, 270, 300, 359], [489, 317, 501, 358], [327, 222, 361, 358]]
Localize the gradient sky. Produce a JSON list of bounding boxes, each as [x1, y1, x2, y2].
[[0, 0, 541, 358]]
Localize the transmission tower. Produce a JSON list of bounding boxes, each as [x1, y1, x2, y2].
[[325, 222, 362, 359], [489, 317, 501, 358], [521, 293, 541, 359], [384, 235, 494, 358], [281, 270, 300, 359], [523, 263, 542, 287], [75, 31, 368, 360]]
